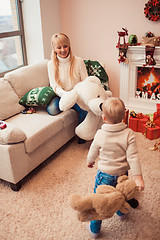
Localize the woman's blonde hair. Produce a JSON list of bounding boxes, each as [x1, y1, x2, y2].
[[102, 97, 125, 124], [51, 33, 75, 86]]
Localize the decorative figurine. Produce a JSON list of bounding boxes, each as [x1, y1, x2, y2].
[[116, 28, 128, 47], [128, 34, 138, 45], [116, 28, 129, 64]]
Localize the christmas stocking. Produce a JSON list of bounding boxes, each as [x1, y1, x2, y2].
[[118, 45, 128, 64], [145, 46, 156, 66]]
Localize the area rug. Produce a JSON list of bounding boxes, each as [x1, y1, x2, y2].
[[0, 133, 160, 240]]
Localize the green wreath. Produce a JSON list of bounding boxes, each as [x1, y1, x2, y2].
[[144, 0, 160, 21]]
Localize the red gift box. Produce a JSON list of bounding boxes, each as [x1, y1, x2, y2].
[[142, 123, 160, 140], [153, 112, 160, 127], [137, 116, 149, 132], [129, 115, 149, 132], [129, 117, 138, 131], [156, 103, 160, 114]]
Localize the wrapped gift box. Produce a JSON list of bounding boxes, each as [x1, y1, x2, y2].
[[156, 103, 160, 114], [137, 116, 149, 132], [129, 115, 149, 132], [142, 124, 160, 140], [154, 112, 160, 127], [129, 117, 138, 131]]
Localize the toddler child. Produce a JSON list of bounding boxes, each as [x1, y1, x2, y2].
[[87, 97, 145, 238]]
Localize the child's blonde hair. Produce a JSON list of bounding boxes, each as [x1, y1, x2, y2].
[[102, 97, 125, 124], [51, 33, 76, 86]]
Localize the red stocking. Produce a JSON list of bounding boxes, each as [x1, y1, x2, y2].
[[145, 45, 156, 65]]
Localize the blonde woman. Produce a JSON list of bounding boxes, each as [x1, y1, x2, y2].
[[47, 33, 88, 143]]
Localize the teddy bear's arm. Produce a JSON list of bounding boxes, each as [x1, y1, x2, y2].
[[68, 194, 94, 211], [76, 111, 101, 140], [59, 89, 78, 111]]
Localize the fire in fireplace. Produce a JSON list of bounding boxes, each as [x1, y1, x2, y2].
[[136, 67, 160, 100]]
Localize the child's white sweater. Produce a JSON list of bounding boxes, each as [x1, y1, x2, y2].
[[87, 122, 142, 176]]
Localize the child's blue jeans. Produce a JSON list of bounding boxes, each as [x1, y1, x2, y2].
[[90, 170, 127, 234], [47, 96, 87, 124]]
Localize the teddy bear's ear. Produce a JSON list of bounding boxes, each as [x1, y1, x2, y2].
[[105, 90, 112, 98], [59, 89, 77, 111], [117, 175, 129, 184], [116, 175, 138, 201]]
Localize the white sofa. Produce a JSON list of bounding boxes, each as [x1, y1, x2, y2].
[[0, 60, 78, 191]]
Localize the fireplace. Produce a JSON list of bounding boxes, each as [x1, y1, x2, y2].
[[120, 46, 160, 114], [136, 67, 160, 100]]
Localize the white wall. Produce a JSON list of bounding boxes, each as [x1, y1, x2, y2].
[[22, 0, 160, 98], [22, 0, 61, 64], [22, 0, 44, 64], [60, 0, 160, 97], [40, 0, 61, 60]]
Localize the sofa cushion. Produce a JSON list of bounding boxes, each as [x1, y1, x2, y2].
[[4, 60, 49, 99], [19, 87, 56, 106], [0, 79, 24, 120], [59, 109, 78, 128], [7, 110, 65, 153], [0, 122, 27, 144]]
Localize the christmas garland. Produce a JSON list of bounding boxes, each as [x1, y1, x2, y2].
[[144, 0, 160, 21]]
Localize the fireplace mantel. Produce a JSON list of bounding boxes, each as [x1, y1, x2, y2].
[[120, 46, 160, 114]]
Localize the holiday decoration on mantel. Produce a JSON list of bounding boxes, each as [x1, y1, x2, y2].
[[138, 31, 157, 73], [116, 28, 129, 64], [145, 45, 156, 65], [141, 31, 160, 46], [128, 34, 138, 46], [117, 45, 128, 64], [144, 0, 160, 21], [116, 28, 128, 47], [116, 29, 159, 66]]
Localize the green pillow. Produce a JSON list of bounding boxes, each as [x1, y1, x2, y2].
[[84, 60, 110, 90], [19, 87, 56, 106]]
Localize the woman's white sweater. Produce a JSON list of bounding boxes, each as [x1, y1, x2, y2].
[[47, 55, 88, 97]]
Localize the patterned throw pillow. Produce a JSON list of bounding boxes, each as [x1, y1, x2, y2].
[[84, 60, 110, 90], [19, 87, 56, 107]]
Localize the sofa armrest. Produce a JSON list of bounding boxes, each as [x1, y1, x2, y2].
[[0, 122, 27, 144]]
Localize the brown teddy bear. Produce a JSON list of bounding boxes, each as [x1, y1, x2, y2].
[[68, 175, 138, 222]]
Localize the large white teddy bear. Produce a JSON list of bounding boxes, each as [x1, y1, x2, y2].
[[59, 76, 112, 140]]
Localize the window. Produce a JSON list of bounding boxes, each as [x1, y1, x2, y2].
[[0, 0, 27, 77]]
